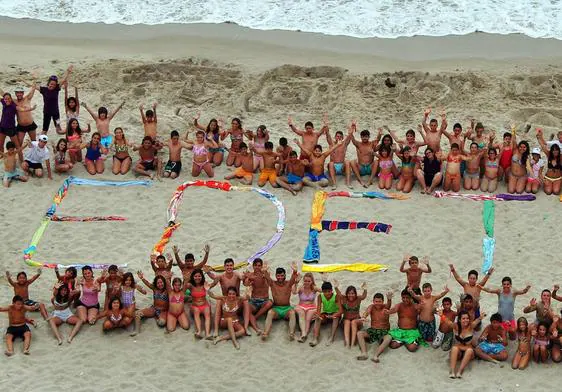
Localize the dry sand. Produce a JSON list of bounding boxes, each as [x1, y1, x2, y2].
[[0, 17, 561, 392]]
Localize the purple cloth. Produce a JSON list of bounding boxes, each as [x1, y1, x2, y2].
[[496, 193, 536, 201], [0, 99, 17, 129], [40, 85, 61, 114]]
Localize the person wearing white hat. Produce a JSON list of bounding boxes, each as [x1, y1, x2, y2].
[[13, 84, 39, 145], [525, 147, 544, 194], [21, 134, 52, 180]]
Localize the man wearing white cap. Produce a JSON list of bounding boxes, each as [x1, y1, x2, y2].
[[14, 84, 39, 144], [21, 134, 52, 180]]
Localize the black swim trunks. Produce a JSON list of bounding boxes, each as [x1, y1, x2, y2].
[[25, 160, 43, 170], [0, 127, 17, 137], [17, 122, 38, 133], [164, 160, 182, 174], [6, 324, 30, 339], [141, 160, 156, 171]]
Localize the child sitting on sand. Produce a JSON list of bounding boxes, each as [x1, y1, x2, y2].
[[475, 313, 509, 363], [99, 297, 133, 331], [532, 322, 551, 363], [5, 270, 48, 320], [356, 291, 393, 360], [512, 317, 531, 370], [437, 143, 469, 192], [133, 136, 162, 179], [309, 281, 342, 347], [276, 151, 307, 195], [432, 297, 456, 350], [0, 295, 35, 356], [52, 138, 73, 173], [525, 147, 544, 194], [335, 282, 367, 347], [1, 141, 28, 187], [251, 141, 281, 188], [224, 142, 254, 185], [295, 139, 343, 188]]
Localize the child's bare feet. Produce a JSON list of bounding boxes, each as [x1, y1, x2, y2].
[[57, 338, 63, 345], [204, 335, 214, 341], [357, 354, 368, 360], [194, 332, 203, 340], [288, 333, 295, 341], [5, 350, 14, 356], [449, 371, 455, 379], [23, 349, 30, 355], [309, 338, 318, 347], [233, 340, 240, 350], [325, 338, 334, 346], [371, 356, 380, 363], [297, 334, 307, 343], [261, 332, 268, 341]]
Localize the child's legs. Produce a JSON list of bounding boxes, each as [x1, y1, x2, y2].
[[95, 160, 104, 174], [480, 177, 489, 192], [518, 351, 530, 369], [429, 173, 442, 192], [383, 175, 392, 189], [531, 180, 540, 193], [515, 177, 526, 193], [553, 179, 561, 194], [203, 306, 211, 335], [86, 160, 97, 175], [395, 176, 405, 191], [120, 158, 131, 175], [295, 307, 306, 335], [458, 347, 474, 374], [328, 162, 336, 185], [87, 308, 99, 324], [318, 178, 329, 188], [405, 343, 419, 352], [76, 306, 88, 323], [539, 345, 549, 362], [5, 333, 14, 354], [343, 319, 351, 346], [511, 351, 521, 369], [471, 177, 480, 190], [463, 176, 471, 190], [166, 314, 178, 332], [452, 176, 461, 192], [112, 158, 121, 175], [443, 174, 452, 191], [191, 163, 202, 177], [192, 308, 202, 333], [351, 319, 362, 346], [403, 177, 414, 193], [177, 312, 190, 330], [213, 151, 223, 166], [23, 330, 31, 352], [203, 163, 214, 178], [356, 330, 368, 355]]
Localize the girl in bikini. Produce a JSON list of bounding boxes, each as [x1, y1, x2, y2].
[[65, 118, 89, 163], [377, 134, 399, 178], [209, 286, 247, 349], [536, 128, 561, 195], [221, 117, 245, 167], [64, 84, 80, 122], [133, 272, 169, 336], [100, 297, 132, 331], [376, 145, 395, 190], [395, 146, 416, 193], [186, 269, 212, 339], [481, 147, 500, 193], [75, 266, 100, 326], [532, 322, 550, 363], [246, 125, 269, 171], [119, 272, 147, 319], [80, 132, 106, 175], [439, 143, 469, 192], [336, 283, 367, 348], [440, 309, 486, 378], [549, 315, 562, 362], [507, 131, 530, 194], [111, 127, 132, 175], [193, 113, 224, 167], [167, 277, 190, 333], [512, 317, 531, 370], [463, 142, 485, 190], [186, 130, 218, 177], [52, 138, 73, 173], [83, 102, 125, 150], [293, 272, 320, 342], [49, 284, 83, 344]]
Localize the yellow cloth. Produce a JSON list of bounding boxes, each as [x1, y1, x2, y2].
[[310, 191, 327, 231], [302, 263, 388, 273]]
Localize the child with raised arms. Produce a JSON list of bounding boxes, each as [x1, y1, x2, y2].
[[5, 270, 48, 320], [356, 291, 392, 360], [408, 283, 449, 343], [139, 103, 158, 140], [83, 100, 125, 150]]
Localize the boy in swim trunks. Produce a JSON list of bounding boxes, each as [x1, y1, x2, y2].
[[276, 151, 308, 195], [0, 295, 36, 356], [276, 137, 292, 175], [433, 297, 457, 350], [295, 138, 343, 188], [1, 141, 29, 187], [399, 254, 431, 299], [350, 126, 377, 188], [449, 265, 493, 318], [225, 142, 254, 185], [418, 106, 447, 153], [139, 103, 158, 140], [326, 125, 353, 189], [288, 116, 326, 160], [162, 130, 189, 179], [251, 141, 281, 188], [309, 281, 342, 347], [373, 289, 425, 363], [243, 258, 272, 334], [133, 136, 162, 179], [13, 84, 39, 146], [261, 263, 298, 341], [356, 291, 393, 360], [6, 270, 48, 320], [475, 313, 508, 362], [408, 283, 449, 342]]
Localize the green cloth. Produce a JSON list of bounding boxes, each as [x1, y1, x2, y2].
[[272, 305, 293, 318], [389, 328, 428, 346], [483, 200, 495, 238], [320, 293, 338, 314]]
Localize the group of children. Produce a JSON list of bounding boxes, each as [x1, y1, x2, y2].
[[3, 249, 562, 380], [2, 69, 561, 194]]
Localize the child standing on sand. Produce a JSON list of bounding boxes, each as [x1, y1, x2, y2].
[[83, 101, 125, 149], [0, 296, 35, 356], [162, 130, 188, 179], [400, 254, 431, 297], [252, 141, 281, 188], [139, 103, 158, 140], [419, 107, 447, 153], [408, 283, 449, 343]]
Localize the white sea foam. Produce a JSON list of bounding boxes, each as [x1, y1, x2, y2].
[[0, 0, 561, 39]]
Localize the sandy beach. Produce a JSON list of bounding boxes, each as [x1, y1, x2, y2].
[[1, 17, 561, 391]]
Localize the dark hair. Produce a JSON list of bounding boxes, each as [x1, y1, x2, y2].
[[451, 143, 460, 150], [422, 283, 432, 290], [314, 144, 322, 151], [55, 285, 70, 303], [6, 141, 16, 150], [224, 258, 234, 266], [321, 282, 333, 291], [548, 144, 560, 167], [189, 268, 205, 287], [381, 134, 393, 146], [453, 123, 462, 130], [142, 136, 153, 144], [66, 267, 77, 278], [488, 147, 497, 155], [405, 129, 415, 137], [345, 285, 357, 296], [502, 276, 512, 284], [145, 109, 154, 117], [81, 266, 93, 274], [153, 275, 168, 291], [408, 256, 419, 263], [425, 147, 434, 154], [335, 131, 344, 137], [373, 293, 384, 300], [207, 119, 219, 135], [171, 277, 183, 290], [184, 253, 195, 261], [442, 297, 452, 304], [56, 138, 68, 153], [279, 137, 288, 147], [239, 142, 247, 150], [253, 258, 263, 266], [265, 141, 274, 150], [463, 294, 473, 301], [304, 121, 313, 128], [108, 265, 118, 273], [156, 255, 165, 262], [429, 119, 438, 124], [400, 289, 411, 298], [226, 286, 238, 295], [66, 96, 77, 107], [360, 130, 370, 138], [378, 145, 391, 156], [12, 295, 24, 304], [518, 141, 530, 165], [66, 119, 82, 137], [541, 289, 551, 295], [109, 296, 123, 309], [475, 122, 484, 130], [490, 313, 503, 323], [289, 151, 298, 157], [232, 118, 242, 128], [257, 125, 267, 133], [170, 130, 179, 138], [16, 272, 27, 280], [98, 107, 108, 117], [275, 267, 286, 275], [470, 142, 478, 149], [122, 272, 136, 289], [503, 132, 511, 139], [537, 322, 549, 334], [456, 310, 470, 332], [468, 270, 478, 278]]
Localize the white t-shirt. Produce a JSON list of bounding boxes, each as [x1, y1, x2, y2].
[[24, 141, 50, 163], [529, 159, 545, 179], [546, 140, 562, 150]]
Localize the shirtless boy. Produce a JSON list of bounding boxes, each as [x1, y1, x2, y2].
[[133, 136, 162, 179], [276, 151, 307, 195], [387, 126, 426, 157], [224, 142, 254, 185], [174, 244, 210, 283], [5, 270, 48, 320], [350, 127, 377, 188], [162, 130, 189, 179], [261, 263, 298, 341], [408, 283, 449, 342], [288, 116, 326, 160], [252, 141, 281, 188], [150, 254, 173, 284], [14, 84, 38, 145], [449, 264, 493, 319], [0, 295, 35, 356], [295, 139, 343, 188], [419, 107, 447, 152], [373, 289, 424, 362], [326, 125, 353, 189], [1, 141, 28, 187], [442, 122, 466, 153], [474, 313, 509, 363], [356, 291, 393, 360], [276, 137, 292, 175], [83, 101, 125, 149], [399, 254, 431, 297], [243, 258, 272, 334], [433, 297, 457, 350], [139, 103, 158, 140]]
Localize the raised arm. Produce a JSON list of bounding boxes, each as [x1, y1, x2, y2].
[[513, 284, 532, 297], [294, 139, 312, 157], [152, 102, 158, 122], [448, 264, 467, 287], [477, 284, 500, 295], [193, 112, 207, 131], [434, 286, 450, 302], [60, 65, 73, 86], [384, 126, 404, 145], [358, 282, 368, 300], [194, 244, 210, 269], [139, 104, 147, 123], [477, 268, 494, 287], [83, 103, 97, 120], [5, 271, 15, 287], [108, 101, 125, 120], [28, 269, 42, 284], [420, 256, 432, 273], [136, 271, 154, 290], [551, 285, 562, 302], [422, 107, 431, 132], [288, 117, 304, 136], [399, 255, 409, 273], [536, 128, 550, 155], [523, 298, 537, 314]]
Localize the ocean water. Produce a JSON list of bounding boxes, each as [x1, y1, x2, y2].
[[0, 0, 561, 39]]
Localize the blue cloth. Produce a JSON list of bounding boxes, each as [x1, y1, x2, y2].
[[287, 173, 303, 184], [478, 341, 505, 355], [100, 135, 113, 149], [303, 229, 320, 263], [359, 163, 372, 176], [305, 173, 327, 182], [333, 162, 344, 175]]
